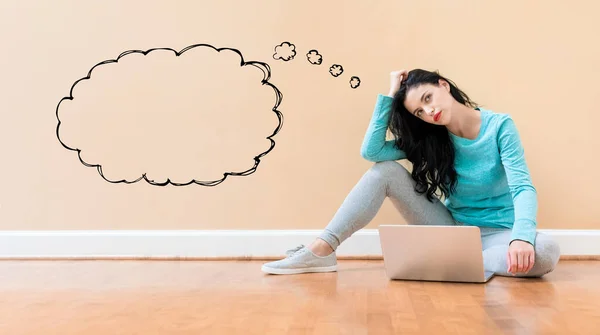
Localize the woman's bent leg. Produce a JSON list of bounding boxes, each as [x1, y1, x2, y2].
[[481, 228, 560, 277], [319, 160, 456, 250], [261, 161, 456, 274]]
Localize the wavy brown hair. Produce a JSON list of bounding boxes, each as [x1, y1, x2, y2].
[[389, 69, 478, 201]]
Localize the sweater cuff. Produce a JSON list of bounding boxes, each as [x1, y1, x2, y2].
[[510, 219, 537, 245]]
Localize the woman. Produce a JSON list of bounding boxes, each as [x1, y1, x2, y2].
[[262, 69, 560, 277]]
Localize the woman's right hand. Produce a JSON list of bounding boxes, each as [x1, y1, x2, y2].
[[388, 69, 408, 97]]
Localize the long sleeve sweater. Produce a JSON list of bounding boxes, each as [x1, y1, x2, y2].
[[360, 94, 538, 245]]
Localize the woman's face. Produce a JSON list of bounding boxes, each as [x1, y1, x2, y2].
[[403, 79, 453, 125]]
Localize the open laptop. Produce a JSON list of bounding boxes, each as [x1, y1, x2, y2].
[[378, 225, 494, 283]]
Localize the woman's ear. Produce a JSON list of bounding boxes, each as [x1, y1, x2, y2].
[[439, 79, 450, 92]]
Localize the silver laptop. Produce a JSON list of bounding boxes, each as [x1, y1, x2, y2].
[[378, 225, 494, 283]]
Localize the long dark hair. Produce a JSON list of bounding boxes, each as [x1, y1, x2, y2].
[[389, 69, 478, 201]]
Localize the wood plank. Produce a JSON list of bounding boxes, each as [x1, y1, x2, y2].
[[0, 260, 598, 334]]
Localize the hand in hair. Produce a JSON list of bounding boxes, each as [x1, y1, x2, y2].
[[388, 69, 409, 97]]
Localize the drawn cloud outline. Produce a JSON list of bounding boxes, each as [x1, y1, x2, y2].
[[329, 64, 344, 77], [306, 50, 322, 65], [55, 43, 284, 187], [273, 41, 296, 61]]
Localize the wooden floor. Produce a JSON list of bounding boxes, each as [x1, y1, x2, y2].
[[0, 260, 598, 334]]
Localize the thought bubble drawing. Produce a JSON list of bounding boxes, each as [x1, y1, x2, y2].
[[329, 64, 344, 77], [306, 50, 322, 65], [350, 76, 361, 89], [55, 44, 284, 186], [273, 42, 296, 61]]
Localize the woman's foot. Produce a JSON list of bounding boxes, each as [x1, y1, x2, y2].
[[261, 241, 337, 275]]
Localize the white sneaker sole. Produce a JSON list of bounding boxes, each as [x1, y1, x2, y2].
[[261, 264, 338, 275]]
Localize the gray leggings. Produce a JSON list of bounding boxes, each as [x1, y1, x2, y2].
[[318, 161, 561, 277]]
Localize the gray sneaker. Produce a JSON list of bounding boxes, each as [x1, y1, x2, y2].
[[261, 244, 337, 275]]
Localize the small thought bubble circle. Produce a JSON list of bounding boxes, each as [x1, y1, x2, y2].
[[350, 76, 361, 89], [273, 42, 296, 61], [329, 64, 344, 77], [307, 50, 323, 65]]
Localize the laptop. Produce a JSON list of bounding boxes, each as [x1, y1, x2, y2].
[[378, 225, 494, 283]]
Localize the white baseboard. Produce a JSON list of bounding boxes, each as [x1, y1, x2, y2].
[[0, 229, 598, 259]]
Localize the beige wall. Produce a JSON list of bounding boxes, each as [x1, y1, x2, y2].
[[1, 0, 598, 230]]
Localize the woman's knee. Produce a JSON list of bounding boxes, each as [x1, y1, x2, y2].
[[532, 234, 561, 276], [367, 161, 410, 181]]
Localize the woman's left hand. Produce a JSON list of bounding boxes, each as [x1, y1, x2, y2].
[[507, 240, 535, 275]]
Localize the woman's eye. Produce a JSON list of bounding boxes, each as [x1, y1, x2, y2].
[[425, 94, 431, 102], [417, 110, 422, 116]]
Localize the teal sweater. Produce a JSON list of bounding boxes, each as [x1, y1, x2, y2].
[[361, 94, 537, 245]]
